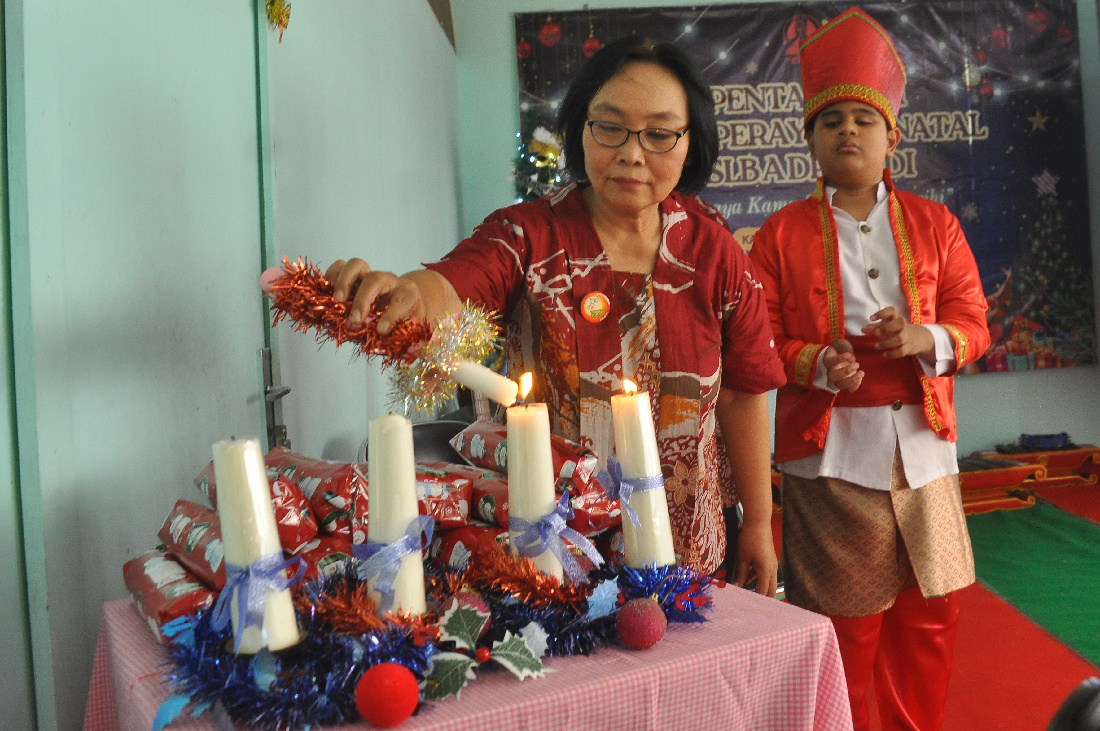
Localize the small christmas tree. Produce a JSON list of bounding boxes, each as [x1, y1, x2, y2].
[[511, 115, 565, 202], [1001, 170, 1097, 365]]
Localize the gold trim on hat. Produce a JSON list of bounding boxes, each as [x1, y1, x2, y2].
[[804, 84, 897, 129]]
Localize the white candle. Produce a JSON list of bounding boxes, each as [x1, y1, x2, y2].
[[212, 437, 300, 653], [452, 360, 519, 407], [611, 381, 676, 567], [506, 374, 564, 582], [367, 412, 427, 615]]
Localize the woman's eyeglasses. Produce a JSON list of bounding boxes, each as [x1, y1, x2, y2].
[[585, 120, 688, 153]]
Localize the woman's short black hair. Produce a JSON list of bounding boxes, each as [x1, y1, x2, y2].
[[556, 35, 719, 195]]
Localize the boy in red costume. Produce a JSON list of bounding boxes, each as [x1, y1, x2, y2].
[[750, 8, 990, 731]]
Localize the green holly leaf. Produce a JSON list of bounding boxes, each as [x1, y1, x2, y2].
[[423, 652, 477, 701], [439, 602, 490, 650], [491, 631, 549, 681]]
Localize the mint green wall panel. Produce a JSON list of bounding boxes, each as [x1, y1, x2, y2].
[[267, 0, 461, 459], [449, 0, 1100, 455], [7, 2, 269, 728], [0, 6, 37, 728]]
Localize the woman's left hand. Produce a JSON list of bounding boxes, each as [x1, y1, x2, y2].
[[734, 518, 779, 597], [714, 389, 779, 597]]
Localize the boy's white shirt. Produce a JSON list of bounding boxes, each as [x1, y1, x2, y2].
[[778, 182, 959, 491]]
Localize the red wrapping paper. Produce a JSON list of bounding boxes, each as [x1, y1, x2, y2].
[[122, 550, 216, 642], [430, 523, 508, 568], [449, 421, 599, 485], [294, 535, 356, 582], [193, 455, 320, 552], [470, 473, 511, 527], [448, 422, 621, 536], [414, 462, 475, 530], [262, 447, 368, 542], [157, 500, 226, 589]]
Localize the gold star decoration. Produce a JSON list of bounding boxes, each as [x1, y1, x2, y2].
[[1028, 108, 1048, 132]]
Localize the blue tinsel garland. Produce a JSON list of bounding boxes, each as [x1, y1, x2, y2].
[[160, 558, 710, 729], [163, 574, 436, 731]]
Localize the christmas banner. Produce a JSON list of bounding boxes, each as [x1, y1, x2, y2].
[[514, 1, 1097, 372]]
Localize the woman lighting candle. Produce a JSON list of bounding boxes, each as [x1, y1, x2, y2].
[[324, 36, 786, 593], [611, 379, 676, 567]]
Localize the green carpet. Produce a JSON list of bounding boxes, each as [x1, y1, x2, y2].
[[967, 501, 1100, 667]]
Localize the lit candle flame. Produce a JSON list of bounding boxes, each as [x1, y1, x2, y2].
[[623, 378, 638, 394], [519, 372, 533, 401]]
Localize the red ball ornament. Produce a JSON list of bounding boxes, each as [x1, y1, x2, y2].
[[355, 663, 420, 729], [582, 36, 602, 58], [539, 17, 562, 47], [616, 597, 668, 650], [1027, 8, 1048, 33], [975, 48, 988, 64], [990, 27, 1008, 48], [980, 81, 994, 99], [517, 38, 532, 59], [1057, 25, 1073, 44], [783, 14, 819, 65]]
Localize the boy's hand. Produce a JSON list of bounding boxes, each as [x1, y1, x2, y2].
[[823, 338, 864, 392], [863, 307, 935, 359]]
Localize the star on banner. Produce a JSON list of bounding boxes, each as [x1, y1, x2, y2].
[[1032, 169, 1059, 196], [1028, 108, 1048, 131]]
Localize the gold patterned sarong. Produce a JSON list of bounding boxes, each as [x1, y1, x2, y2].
[[781, 451, 975, 617]]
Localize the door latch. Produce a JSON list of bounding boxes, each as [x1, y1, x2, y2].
[[260, 348, 291, 451]]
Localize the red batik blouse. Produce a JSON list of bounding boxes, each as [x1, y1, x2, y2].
[[426, 184, 785, 573]]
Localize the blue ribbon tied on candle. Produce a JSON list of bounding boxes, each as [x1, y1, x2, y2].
[[354, 514, 434, 611], [210, 553, 307, 652], [596, 454, 665, 528], [510, 492, 604, 584]]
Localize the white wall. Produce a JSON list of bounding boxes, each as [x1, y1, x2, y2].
[[268, 0, 462, 461], [7, 3, 270, 727], [5, 1, 462, 728]]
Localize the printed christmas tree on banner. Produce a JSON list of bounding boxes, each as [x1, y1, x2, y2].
[[1001, 170, 1097, 366]]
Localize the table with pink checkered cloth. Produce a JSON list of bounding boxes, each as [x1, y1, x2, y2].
[[84, 584, 852, 731]]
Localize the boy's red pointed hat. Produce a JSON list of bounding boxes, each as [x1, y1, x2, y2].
[[799, 7, 906, 129]]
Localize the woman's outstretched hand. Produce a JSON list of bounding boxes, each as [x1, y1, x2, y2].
[[325, 258, 427, 334], [325, 259, 464, 334]]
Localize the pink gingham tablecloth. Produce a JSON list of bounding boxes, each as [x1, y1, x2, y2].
[[84, 585, 851, 731]]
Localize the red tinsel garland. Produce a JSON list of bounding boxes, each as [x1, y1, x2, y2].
[[463, 543, 591, 611], [265, 257, 432, 366]]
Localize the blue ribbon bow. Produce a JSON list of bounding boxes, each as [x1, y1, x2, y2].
[[353, 514, 434, 611], [210, 552, 307, 652], [596, 455, 665, 528], [510, 492, 604, 584]]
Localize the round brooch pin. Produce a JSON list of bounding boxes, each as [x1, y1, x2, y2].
[[580, 291, 611, 323]]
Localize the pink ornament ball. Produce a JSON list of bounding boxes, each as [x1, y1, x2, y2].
[[616, 597, 668, 650], [355, 662, 420, 728], [259, 266, 285, 293]]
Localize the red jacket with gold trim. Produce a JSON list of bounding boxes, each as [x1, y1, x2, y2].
[[749, 174, 990, 463]]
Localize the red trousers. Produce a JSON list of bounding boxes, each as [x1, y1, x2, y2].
[[829, 585, 961, 731]]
